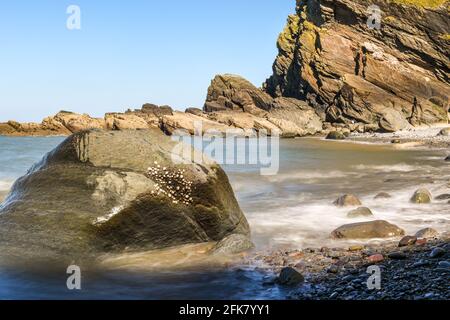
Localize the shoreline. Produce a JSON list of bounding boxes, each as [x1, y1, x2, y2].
[[247, 235, 449, 300]]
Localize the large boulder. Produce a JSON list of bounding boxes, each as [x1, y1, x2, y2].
[[331, 220, 405, 239], [0, 129, 251, 262]]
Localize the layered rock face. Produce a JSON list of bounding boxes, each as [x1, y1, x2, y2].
[[0, 129, 250, 262], [265, 0, 450, 132], [203, 74, 323, 137]]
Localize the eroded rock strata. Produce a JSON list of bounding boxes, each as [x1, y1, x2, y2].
[[0, 0, 449, 137]]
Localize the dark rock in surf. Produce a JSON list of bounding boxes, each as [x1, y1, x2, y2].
[[347, 207, 373, 218], [334, 194, 362, 207]]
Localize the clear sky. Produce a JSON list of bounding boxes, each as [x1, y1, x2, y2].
[[0, 0, 295, 122]]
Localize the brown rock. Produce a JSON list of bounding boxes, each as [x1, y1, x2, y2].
[[333, 194, 362, 207], [331, 220, 405, 239]]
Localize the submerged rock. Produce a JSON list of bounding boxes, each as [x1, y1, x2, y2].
[[0, 129, 251, 262], [347, 207, 373, 218], [435, 194, 450, 201], [374, 192, 392, 199], [411, 189, 432, 204], [331, 220, 405, 239], [333, 194, 362, 207]]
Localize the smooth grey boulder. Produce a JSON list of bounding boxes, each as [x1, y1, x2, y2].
[[0, 129, 251, 262], [331, 220, 405, 239], [347, 207, 373, 218]]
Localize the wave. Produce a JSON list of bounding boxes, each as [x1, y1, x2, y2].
[[352, 163, 421, 172]]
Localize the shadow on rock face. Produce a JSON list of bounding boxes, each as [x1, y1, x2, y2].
[[0, 129, 251, 266]]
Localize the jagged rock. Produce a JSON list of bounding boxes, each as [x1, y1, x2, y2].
[[277, 267, 305, 286], [333, 194, 362, 207], [0, 129, 250, 262], [185, 108, 205, 117], [204, 74, 322, 137], [53, 111, 105, 132], [411, 189, 432, 204], [105, 113, 151, 130], [140, 103, 173, 116], [347, 207, 373, 218], [326, 131, 346, 140], [331, 220, 405, 239], [264, 0, 450, 131], [161, 112, 233, 136]]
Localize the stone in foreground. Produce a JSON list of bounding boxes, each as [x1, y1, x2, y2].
[[331, 220, 405, 240], [0, 129, 251, 262]]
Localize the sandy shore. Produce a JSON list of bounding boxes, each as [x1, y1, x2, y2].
[[349, 125, 450, 150]]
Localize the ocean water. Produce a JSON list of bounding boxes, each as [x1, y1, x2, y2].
[[0, 135, 449, 299]]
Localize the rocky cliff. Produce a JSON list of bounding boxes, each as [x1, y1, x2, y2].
[[1, 0, 449, 137], [265, 0, 450, 132]]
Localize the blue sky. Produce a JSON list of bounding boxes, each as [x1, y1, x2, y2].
[[0, 0, 295, 122]]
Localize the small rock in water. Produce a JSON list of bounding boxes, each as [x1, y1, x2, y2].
[[398, 236, 417, 247], [391, 139, 401, 144], [429, 247, 446, 259], [438, 128, 450, 136], [415, 228, 439, 239], [445, 156, 450, 162], [388, 252, 408, 260], [277, 267, 305, 286], [374, 192, 392, 199], [435, 194, 450, 201], [368, 254, 384, 263], [333, 194, 362, 207], [347, 207, 373, 218], [410, 189, 432, 204]]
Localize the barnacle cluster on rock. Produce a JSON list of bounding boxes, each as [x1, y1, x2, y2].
[[147, 161, 193, 205]]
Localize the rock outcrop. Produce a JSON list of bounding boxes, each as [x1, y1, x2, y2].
[[0, 129, 251, 262], [264, 0, 450, 132]]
